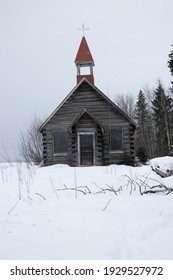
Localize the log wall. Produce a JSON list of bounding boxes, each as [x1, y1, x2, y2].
[[41, 81, 136, 166]]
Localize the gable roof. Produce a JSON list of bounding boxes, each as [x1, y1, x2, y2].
[[39, 78, 136, 132], [74, 36, 94, 65], [68, 109, 105, 133]]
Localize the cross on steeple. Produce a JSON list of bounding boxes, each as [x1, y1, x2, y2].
[[77, 23, 89, 36]]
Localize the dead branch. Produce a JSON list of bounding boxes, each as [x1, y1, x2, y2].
[[143, 185, 173, 195], [94, 184, 123, 195], [80, 185, 91, 194], [35, 192, 46, 200], [8, 199, 20, 215], [102, 199, 112, 211], [119, 173, 172, 195], [106, 184, 118, 195], [120, 175, 136, 194], [50, 177, 59, 200], [56, 185, 87, 195]]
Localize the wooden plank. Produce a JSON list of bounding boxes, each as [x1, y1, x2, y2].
[[41, 81, 135, 166]]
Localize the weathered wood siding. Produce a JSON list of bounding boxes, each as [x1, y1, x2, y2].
[[41, 80, 135, 166]]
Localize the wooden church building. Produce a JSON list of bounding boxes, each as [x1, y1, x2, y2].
[[39, 36, 136, 166]]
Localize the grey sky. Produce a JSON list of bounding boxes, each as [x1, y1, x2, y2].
[[0, 0, 173, 160]]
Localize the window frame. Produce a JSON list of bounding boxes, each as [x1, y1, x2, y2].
[[52, 130, 68, 155], [109, 127, 124, 153]]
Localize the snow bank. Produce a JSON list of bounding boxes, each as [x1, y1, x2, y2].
[[150, 156, 173, 173], [0, 158, 173, 260]]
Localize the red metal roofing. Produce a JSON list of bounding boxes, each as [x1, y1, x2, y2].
[[74, 36, 94, 64]]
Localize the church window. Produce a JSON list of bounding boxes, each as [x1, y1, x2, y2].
[[53, 131, 67, 154], [109, 128, 123, 152]]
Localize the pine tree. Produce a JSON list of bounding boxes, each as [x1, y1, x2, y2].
[[168, 46, 173, 92], [135, 90, 150, 160], [152, 81, 172, 156], [168, 47, 173, 150]]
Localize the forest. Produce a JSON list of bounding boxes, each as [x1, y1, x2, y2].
[[114, 47, 173, 163]]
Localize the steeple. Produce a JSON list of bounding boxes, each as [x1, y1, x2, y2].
[[74, 36, 95, 84]]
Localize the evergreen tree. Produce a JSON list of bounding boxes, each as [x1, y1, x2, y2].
[[135, 90, 150, 159], [168, 46, 173, 92], [152, 81, 173, 156], [136, 146, 148, 164], [168, 47, 173, 152]]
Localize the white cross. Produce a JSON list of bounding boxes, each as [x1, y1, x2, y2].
[[78, 23, 89, 36]]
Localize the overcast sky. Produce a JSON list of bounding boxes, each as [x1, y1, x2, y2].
[[0, 0, 173, 160]]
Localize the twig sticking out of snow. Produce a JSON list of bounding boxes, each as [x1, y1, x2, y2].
[[50, 176, 59, 200], [102, 199, 112, 211], [35, 192, 46, 200], [8, 199, 20, 215], [92, 182, 122, 195], [57, 184, 91, 195]]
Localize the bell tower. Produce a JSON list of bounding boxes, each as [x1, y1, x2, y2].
[[74, 36, 95, 84]]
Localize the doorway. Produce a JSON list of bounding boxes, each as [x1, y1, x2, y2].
[[78, 133, 95, 166]]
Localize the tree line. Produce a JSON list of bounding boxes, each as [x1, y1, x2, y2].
[[116, 47, 173, 162]]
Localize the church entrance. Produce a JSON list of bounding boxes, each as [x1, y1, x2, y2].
[[78, 133, 95, 166]]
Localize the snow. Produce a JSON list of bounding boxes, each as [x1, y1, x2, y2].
[[150, 156, 173, 173], [0, 158, 173, 260]]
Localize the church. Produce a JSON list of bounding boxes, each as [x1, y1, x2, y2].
[[39, 35, 136, 166]]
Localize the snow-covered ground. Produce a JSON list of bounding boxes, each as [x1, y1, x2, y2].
[[0, 157, 173, 260]]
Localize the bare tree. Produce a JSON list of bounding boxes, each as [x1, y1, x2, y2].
[[0, 145, 13, 166], [18, 116, 43, 164], [114, 92, 135, 118]]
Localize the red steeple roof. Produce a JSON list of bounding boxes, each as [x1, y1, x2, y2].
[[74, 36, 94, 65]]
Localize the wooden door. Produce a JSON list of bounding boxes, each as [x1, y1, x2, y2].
[[80, 134, 93, 166]]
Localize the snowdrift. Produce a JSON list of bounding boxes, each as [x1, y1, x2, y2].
[[0, 157, 173, 259]]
